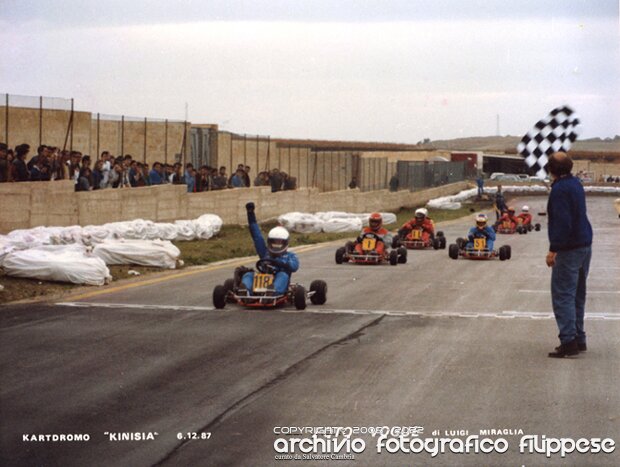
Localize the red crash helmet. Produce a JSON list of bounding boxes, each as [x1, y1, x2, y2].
[[369, 212, 383, 231]]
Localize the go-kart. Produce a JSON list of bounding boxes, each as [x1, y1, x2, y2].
[[393, 228, 446, 250], [495, 219, 518, 235], [212, 258, 327, 310], [515, 217, 541, 234], [448, 237, 511, 261], [335, 232, 407, 265]]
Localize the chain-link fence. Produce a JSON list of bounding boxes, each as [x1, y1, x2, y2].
[[396, 160, 471, 191], [1, 93, 188, 166]]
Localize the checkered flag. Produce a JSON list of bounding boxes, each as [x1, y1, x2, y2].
[[517, 105, 581, 179]]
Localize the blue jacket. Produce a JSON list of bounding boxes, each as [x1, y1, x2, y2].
[[547, 174, 593, 252], [247, 210, 299, 274], [149, 169, 163, 185], [468, 225, 496, 241]]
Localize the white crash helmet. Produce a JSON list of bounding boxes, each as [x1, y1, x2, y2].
[[475, 213, 488, 227], [415, 208, 428, 219], [522, 205, 530, 212], [267, 226, 290, 255]]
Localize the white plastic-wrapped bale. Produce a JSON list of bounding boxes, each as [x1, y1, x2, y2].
[[278, 212, 324, 233], [93, 239, 181, 269], [322, 217, 363, 233], [193, 214, 223, 239], [2, 245, 111, 286]]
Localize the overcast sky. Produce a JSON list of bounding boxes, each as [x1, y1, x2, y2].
[[1, 0, 618, 142]]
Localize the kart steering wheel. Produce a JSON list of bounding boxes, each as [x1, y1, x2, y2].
[[256, 258, 278, 274]]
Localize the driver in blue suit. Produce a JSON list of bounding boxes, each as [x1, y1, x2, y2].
[[466, 213, 496, 251], [242, 202, 299, 295]]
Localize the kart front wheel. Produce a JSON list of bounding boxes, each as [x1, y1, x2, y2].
[[392, 237, 401, 249], [505, 245, 512, 260], [456, 237, 466, 249], [398, 247, 407, 264], [310, 280, 327, 305], [535, 223, 541, 231], [335, 247, 346, 264], [223, 278, 235, 293], [294, 285, 307, 310], [389, 250, 399, 266], [432, 238, 440, 250], [448, 244, 459, 260], [499, 246, 508, 261], [213, 285, 227, 309]]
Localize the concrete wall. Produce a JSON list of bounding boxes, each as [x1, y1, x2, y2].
[[0, 181, 469, 233], [0, 106, 187, 166]]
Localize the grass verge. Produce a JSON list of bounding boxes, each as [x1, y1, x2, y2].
[[0, 199, 492, 304]]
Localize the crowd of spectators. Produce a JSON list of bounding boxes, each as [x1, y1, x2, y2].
[[0, 143, 298, 192]]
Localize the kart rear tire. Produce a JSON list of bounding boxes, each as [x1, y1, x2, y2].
[[213, 285, 227, 309], [398, 247, 407, 263], [294, 285, 307, 310], [436, 231, 444, 238], [310, 280, 327, 305], [535, 223, 541, 231], [440, 237, 447, 249], [335, 247, 346, 264], [456, 237, 466, 249], [448, 244, 459, 260], [433, 238, 440, 250], [389, 250, 399, 266], [505, 245, 512, 260], [392, 237, 401, 249], [499, 246, 507, 261]]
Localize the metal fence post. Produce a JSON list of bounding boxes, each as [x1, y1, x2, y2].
[[96, 113, 100, 158], [4, 94, 8, 146], [121, 115, 125, 156], [164, 119, 168, 165], [143, 117, 147, 163], [69, 98, 74, 152], [39, 96, 43, 146]]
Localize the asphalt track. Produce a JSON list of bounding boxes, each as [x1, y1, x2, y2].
[[1, 196, 618, 466]]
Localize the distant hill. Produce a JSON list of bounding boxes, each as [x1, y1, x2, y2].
[[430, 135, 620, 153]]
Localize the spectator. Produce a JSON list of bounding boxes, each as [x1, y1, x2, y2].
[[171, 164, 185, 185], [476, 174, 484, 197], [30, 157, 50, 182], [12, 144, 30, 182], [27, 145, 46, 172], [76, 166, 92, 191], [185, 163, 196, 192], [494, 184, 507, 220], [128, 161, 140, 187], [389, 174, 399, 192], [108, 162, 121, 188], [269, 168, 283, 192], [283, 174, 297, 190], [230, 168, 246, 188], [243, 165, 251, 187], [164, 164, 174, 184], [149, 162, 164, 185], [92, 160, 104, 189], [348, 176, 358, 189], [212, 168, 227, 190], [142, 163, 151, 186], [254, 171, 268, 186], [68, 151, 82, 185], [6, 148, 15, 182], [229, 164, 245, 187], [0, 142, 8, 182], [196, 166, 210, 191]]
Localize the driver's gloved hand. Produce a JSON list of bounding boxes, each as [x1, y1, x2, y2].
[[468, 235, 474, 241], [246, 202, 257, 223], [356, 236, 362, 243]]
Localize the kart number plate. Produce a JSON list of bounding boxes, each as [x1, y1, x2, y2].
[[411, 229, 422, 240], [362, 238, 377, 251], [253, 273, 274, 292], [503, 221, 512, 228], [473, 238, 486, 250]]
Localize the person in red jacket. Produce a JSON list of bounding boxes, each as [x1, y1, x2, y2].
[[398, 208, 435, 244], [516, 205, 533, 226], [496, 206, 518, 230], [354, 212, 392, 255]]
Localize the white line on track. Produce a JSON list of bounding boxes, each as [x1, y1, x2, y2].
[[56, 302, 620, 320]]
